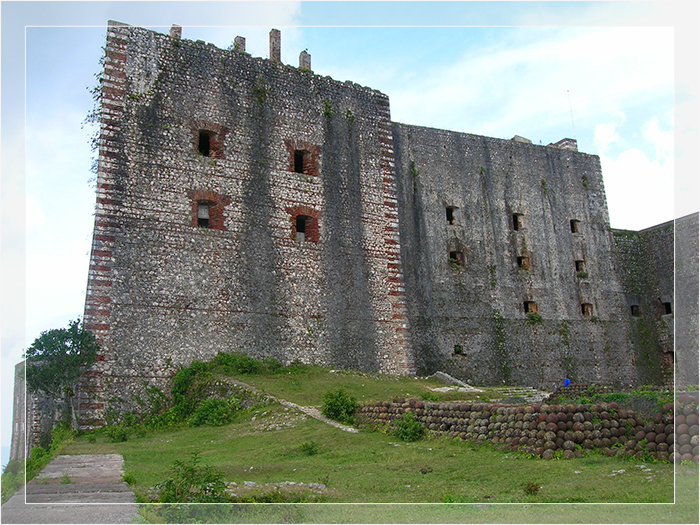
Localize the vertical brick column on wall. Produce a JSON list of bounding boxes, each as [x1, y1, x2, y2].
[[80, 20, 129, 428], [376, 95, 416, 375]]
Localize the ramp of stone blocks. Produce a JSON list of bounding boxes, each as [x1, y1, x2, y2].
[[489, 386, 551, 404], [1, 454, 139, 524]]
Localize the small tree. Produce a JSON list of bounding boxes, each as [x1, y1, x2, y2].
[[24, 319, 99, 430]]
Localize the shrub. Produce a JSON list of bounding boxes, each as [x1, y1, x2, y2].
[[106, 425, 129, 443], [392, 412, 425, 442], [154, 451, 228, 503], [523, 481, 540, 496], [299, 441, 320, 456], [188, 397, 241, 427], [420, 391, 440, 402], [321, 388, 358, 425]]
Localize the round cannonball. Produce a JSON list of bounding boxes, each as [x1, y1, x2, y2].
[[679, 434, 691, 446], [677, 423, 689, 435], [689, 425, 699, 437], [686, 414, 699, 427], [542, 449, 555, 459], [657, 442, 669, 453]]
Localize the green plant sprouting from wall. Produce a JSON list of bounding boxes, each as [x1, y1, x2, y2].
[[323, 98, 333, 117], [410, 161, 419, 193]]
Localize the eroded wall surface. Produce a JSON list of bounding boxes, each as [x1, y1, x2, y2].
[[82, 22, 414, 422], [391, 123, 639, 390]]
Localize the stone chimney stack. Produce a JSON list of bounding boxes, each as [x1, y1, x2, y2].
[[170, 24, 182, 40], [233, 36, 246, 53], [270, 28, 281, 62], [299, 50, 311, 71]]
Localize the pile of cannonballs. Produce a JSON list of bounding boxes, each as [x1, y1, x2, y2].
[[356, 394, 698, 463]]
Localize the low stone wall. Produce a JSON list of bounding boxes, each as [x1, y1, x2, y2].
[[357, 394, 698, 463]]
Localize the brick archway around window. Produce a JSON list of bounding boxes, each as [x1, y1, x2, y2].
[[286, 205, 321, 243], [192, 120, 228, 159], [186, 189, 232, 231], [283, 139, 321, 177]]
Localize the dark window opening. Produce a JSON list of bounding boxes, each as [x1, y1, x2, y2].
[[513, 213, 524, 231], [663, 302, 672, 315], [517, 256, 531, 270], [198, 131, 212, 156], [453, 344, 463, 355], [524, 301, 538, 314], [296, 215, 309, 241], [294, 150, 305, 173], [581, 303, 594, 316], [449, 251, 463, 266], [197, 202, 210, 228], [575, 260, 586, 272], [631, 305, 640, 316], [570, 219, 580, 233], [446, 207, 455, 225]]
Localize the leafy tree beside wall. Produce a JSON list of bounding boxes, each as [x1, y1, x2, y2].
[[24, 319, 99, 430]]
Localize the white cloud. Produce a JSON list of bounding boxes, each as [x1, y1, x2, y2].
[[643, 114, 674, 162], [593, 121, 621, 155], [601, 147, 674, 230]]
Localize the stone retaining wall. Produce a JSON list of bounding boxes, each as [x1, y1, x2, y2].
[[357, 393, 699, 463]]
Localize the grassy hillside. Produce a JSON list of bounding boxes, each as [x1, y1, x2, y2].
[[56, 364, 697, 522]]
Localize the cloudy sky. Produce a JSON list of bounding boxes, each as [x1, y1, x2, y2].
[[1, 1, 698, 464]]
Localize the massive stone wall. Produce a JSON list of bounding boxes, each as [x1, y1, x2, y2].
[[73, 22, 690, 427], [613, 213, 699, 388], [391, 123, 639, 390], [82, 22, 414, 423]]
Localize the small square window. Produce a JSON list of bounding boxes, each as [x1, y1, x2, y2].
[[662, 302, 672, 315], [446, 207, 455, 225], [524, 301, 538, 314], [575, 260, 586, 272], [513, 213, 524, 231], [449, 251, 463, 266], [631, 305, 640, 316], [517, 256, 531, 270], [570, 219, 580, 233], [581, 303, 593, 316]]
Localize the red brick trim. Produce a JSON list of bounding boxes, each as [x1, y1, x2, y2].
[[285, 205, 321, 243], [192, 120, 228, 159], [186, 189, 232, 231], [283, 139, 321, 177]]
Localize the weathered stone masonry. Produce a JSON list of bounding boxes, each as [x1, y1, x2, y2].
[[81, 22, 415, 423], [71, 22, 696, 427]]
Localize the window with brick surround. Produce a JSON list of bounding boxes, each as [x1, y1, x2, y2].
[[581, 303, 594, 316], [287, 206, 320, 243], [513, 213, 524, 231], [517, 256, 531, 270], [187, 189, 231, 231], [570, 219, 580, 233], [524, 301, 538, 314]]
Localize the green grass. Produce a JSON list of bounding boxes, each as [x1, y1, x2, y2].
[[57, 366, 698, 522]]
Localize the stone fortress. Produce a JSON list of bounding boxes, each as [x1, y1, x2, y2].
[[17, 21, 699, 442]]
